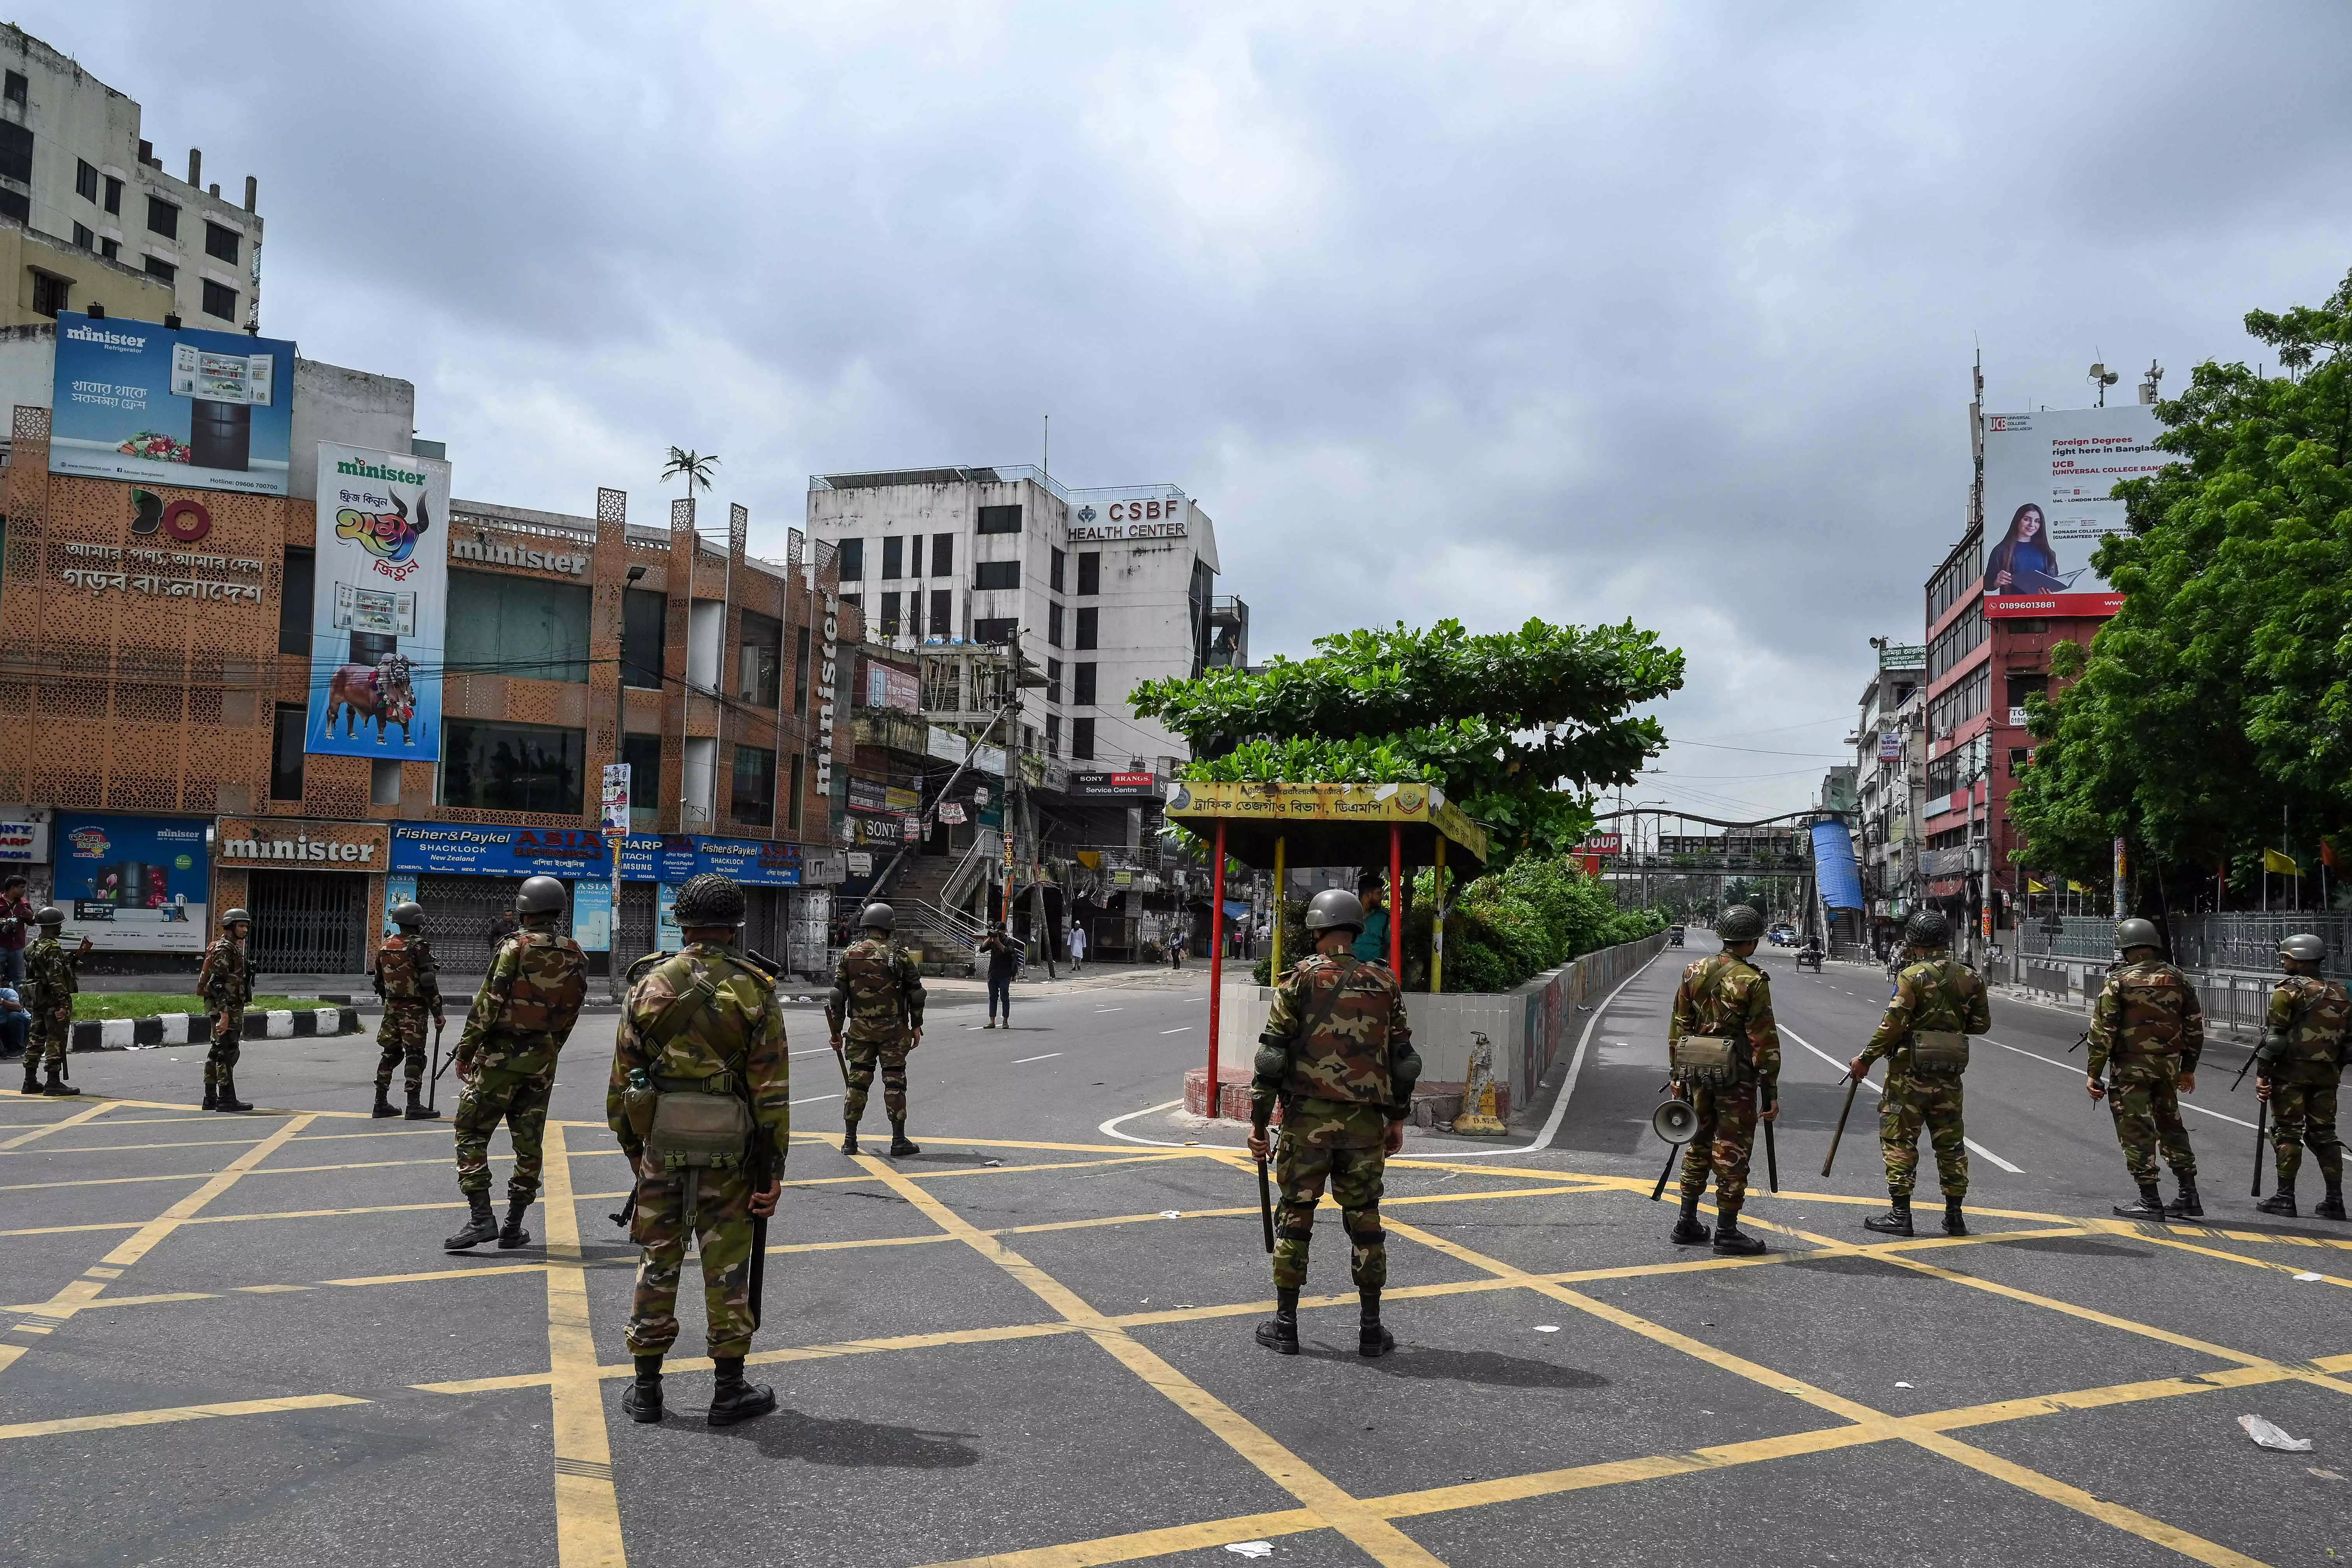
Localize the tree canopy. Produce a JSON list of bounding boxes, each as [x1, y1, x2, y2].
[[1132, 616, 1685, 860], [2008, 266, 2352, 892]]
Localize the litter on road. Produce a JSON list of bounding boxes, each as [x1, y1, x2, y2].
[[2239, 1415, 2313, 1452]]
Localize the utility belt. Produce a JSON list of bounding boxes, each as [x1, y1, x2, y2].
[[620, 1069, 754, 1172], [1669, 1035, 1747, 1086], [1907, 1030, 1969, 1074]]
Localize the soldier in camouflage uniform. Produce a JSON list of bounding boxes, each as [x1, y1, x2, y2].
[[444, 876, 589, 1252], [196, 908, 255, 1112], [2254, 932, 2347, 1220], [609, 873, 787, 1426], [1850, 909, 1989, 1237], [2087, 916, 2204, 1220], [370, 901, 446, 1121], [21, 908, 88, 1098], [1666, 904, 1781, 1255], [827, 902, 925, 1157], [1247, 888, 1420, 1358]]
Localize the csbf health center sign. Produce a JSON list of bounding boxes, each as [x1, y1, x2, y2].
[[48, 313, 297, 496], [306, 443, 452, 761]]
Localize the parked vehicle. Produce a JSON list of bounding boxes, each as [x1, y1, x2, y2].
[[1667, 925, 1686, 947]]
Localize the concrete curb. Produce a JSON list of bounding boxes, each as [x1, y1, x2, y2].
[[65, 1006, 362, 1053]]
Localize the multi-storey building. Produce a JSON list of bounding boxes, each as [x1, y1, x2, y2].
[[1850, 644, 1925, 948]]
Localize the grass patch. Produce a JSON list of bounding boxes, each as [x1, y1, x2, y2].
[[70, 993, 341, 1022]]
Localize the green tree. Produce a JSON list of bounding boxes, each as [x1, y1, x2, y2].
[[661, 446, 720, 506], [2009, 267, 2352, 894]]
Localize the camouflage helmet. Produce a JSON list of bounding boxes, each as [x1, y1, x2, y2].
[[1303, 888, 1366, 935], [1904, 910, 1950, 948], [33, 905, 64, 927], [220, 907, 252, 929], [388, 901, 425, 929], [673, 873, 746, 929], [2114, 916, 2162, 953], [2280, 932, 2327, 965], [858, 901, 896, 932], [515, 876, 567, 918], [1717, 905, 1765, 942]]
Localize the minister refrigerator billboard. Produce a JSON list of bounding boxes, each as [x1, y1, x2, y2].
[[1981, 404, 2179, 620], [48, 313, 296, 496]]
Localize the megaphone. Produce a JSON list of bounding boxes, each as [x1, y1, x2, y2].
[[1651, 1098, 1699, 1146]]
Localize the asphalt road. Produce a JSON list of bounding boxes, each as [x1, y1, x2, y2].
[[2, 946, 2348, 1568]]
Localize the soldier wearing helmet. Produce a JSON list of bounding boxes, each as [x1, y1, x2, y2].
[[20, 906, 89, 1098], [445, 875, 589, 1252], [1849, 909, 1989, 1238], [2253, 932, 2347, 1220], [195, 908, 256, 1111], [826, 901, 926, 1156], [369, 900, 445, 1120], [1664, 904, 1782, 1255], [1247, 885, 1421, 1359], [2086, 916, 2205, 1220]]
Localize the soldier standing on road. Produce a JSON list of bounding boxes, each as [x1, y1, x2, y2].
[[827, 902, 925, 1157], [1849, 910, 1989, 1238], [21, 908, 89, 1097], [371, 901, 447, 1121], [608, 873, 787, 1427], [1246, 888, 1420, 1358], [196, 909, 255, 1112], [2254, 933, 2347, 1220], [1665, 903, 1781, 1256], [2087, 916, 2205, 1220], [443, 876, 589, 1252]]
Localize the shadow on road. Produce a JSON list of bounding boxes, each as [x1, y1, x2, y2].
[[725, 1407, 984, 1467], [1302, 1344, 1611, 1390]]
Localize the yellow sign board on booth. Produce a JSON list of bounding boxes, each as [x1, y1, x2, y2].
[[1163, 779, 1488, 863]]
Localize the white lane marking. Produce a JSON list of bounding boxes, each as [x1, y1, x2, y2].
[[1012, 1053, 1062, 1064], [1161, 1026, 1194, 1035], [1100, 1097, 1192, 1147], [789, 1047, 837, 1057], [790, 1093, 841, 1105], [1094, 1007, 1125, 1014], [1983, 1037, 2259, 1130], [1779, 1024, 2024, 1174]]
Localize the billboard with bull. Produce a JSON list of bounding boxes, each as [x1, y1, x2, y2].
[[305, 442, 452, 761]]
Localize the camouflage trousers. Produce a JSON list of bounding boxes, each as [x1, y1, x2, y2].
[[374, 1003, 434, 1092], [624, 1158, 760, 1360], [2105, 1069, 2196, 1185], [452, 1065, 552, 1201], [204, 1008, 244, 1088], [31, 1005, 71, 1072], [1271, 1137, 1387, 1292], [843, 1036, 911, 1126], [1879, 1072, 1969, 1199], [1677, 1081, 1761, 1212], [2267, 1081, 2342, 1187]]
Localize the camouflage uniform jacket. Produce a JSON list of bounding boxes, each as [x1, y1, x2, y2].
[[607, 942, 789, 1165], [1858, 953, 1990, 1080], [24, 933, 78, 1021], [373, 934, 441, 1009], [825, 936, 925, 1045], [455, 927, 589, 1076], [1668, 951, 1781, 1090], [196, 936, 252, 1012], [2261, 973, 2349, 1086], [1251, 952, 1419, 1131], [2087, 958, 2205, 1081]]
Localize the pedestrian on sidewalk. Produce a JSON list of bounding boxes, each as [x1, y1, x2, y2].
[[1067, 920, 1087, 974], [1169, 922, 1187, 970], [979, 921, 1020, 1028], [0, 982, 28, 1061], [1350, 876, 1391, 964], [0, 875, 34, 987]]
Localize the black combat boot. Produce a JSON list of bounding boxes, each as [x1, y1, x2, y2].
[[42, 1063, 79, 1097], [1669, 1193, 1710, 1246], [201, 1073, 217, 1111], [404, 1085, 440, 1121], [2113, 1183, 2167, 1220], [1358, 1288, 1395, 1359], [2255, 1178, 2297, 1218], [213, 1068, 250, 1113], [2316, 1181, 2347, 1222], [498, 1197, 533, 1250], [1711, 1208, 1767, 1256], [371, 1084, 400, 1119], [1863, 1194, 1914, 1238], [620, 1354, 663, 1423], [706, 1356, 777, 1427], [1942, 1197, 1968, 1236], [444, 1192, 500, 1251], [1254, 1286, 1301, 1354], [889, 1118, 920, 1157], [842, 1111, 860, 1156], [2165, 1177, 2203, 1220], [21, 1056, 40, 1095]]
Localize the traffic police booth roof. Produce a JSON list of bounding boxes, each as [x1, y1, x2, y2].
[[1160, 779, 1489, 871]]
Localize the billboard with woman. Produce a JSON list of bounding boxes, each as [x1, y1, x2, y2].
[[1980, 404, 2178, 619]]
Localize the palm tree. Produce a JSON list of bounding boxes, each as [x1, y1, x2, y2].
[[661, 447, 720, 508]]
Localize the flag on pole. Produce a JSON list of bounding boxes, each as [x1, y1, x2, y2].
[[2027, 878, 2049, 893], [2066, 879, 2091, 893], [2264, 848, 2299, 876], [2323, 838, 2339, 871]]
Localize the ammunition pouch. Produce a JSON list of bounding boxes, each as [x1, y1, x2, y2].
[[1669, 1035, 1741, 1084], [1909, 1031, 1970, 1074], [646, 1087, 752, 1172], [620, 1077, 658, 1140]]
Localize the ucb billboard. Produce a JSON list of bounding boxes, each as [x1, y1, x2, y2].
[[49, 313, 297, 496]]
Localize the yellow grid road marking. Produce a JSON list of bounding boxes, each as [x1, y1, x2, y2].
[[0, 1099, 114, 1150], [540, 1122, 626, 1568], [0, 1392, 370, 1442], [2086, 1217, 2352, 1287]]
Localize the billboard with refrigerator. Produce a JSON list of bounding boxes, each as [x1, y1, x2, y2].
[[1981, 404, 2179, 620], [48, 313, 297, 496], [306, 443, 452, 760], [50, 812, 210, 952]]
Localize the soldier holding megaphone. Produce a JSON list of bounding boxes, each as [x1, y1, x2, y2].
[[1660, 906, 1782, 1255]]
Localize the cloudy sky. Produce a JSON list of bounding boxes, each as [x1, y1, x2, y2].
[[33, 2, 2352, 819]]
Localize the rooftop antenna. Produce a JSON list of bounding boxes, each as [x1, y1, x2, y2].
[[2087, 357, 2119, 407], [2138, 360, 2164, 405], [1042, 414, 1049, 482]]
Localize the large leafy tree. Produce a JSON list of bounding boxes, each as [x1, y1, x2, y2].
[[2009, 267, 2352, 892], [1132, 617, 1684, 861]]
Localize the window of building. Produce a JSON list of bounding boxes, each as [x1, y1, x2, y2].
[[879, 591, 901, 637], [144, 255, 175, 284], [1074, 606, 1098, 650], [102, 174, 121, 214], [71, 221, 92, 249], [28, 270, 69, 319], [1926, 527, 1983, 628], [2004, 671, 2048, 709], [1077, 551, 1100, 595], [1047, 602, 1064, 647], [269, 704, 306, 800], [931, 532, 954, 576], [836, 537, 864, 581], [0, 187, 23, 223], [977, 504, 1022, 535], [974, 560, 1020, 591], [1927, 663, 1990, 738], [1050, 547, 1066, 592], [908, 535, 926, 580], [204, 221, 239, 263], [738, 609, 781, 705], [145, 194, 179, 239], [2, 71, 23, 106], [929, 588, 951, 638], [881, 535, 903, 579], [622, 733, 662, 819], [974, 616, 1017, 646], [787, 752, 805, 832], [1072, 717, 1095, 761], [0, 121, 31, 185], [1045, 657, 1061, 705], [791, 622, 812, 716], [2007, 747, 2034, 777], [447, 569, 593, 681], [279, 547, 314, 655], [1925, 751, 1961, 799], [75, 159, 98, 202], [904, 588, 923, 638], [1073, 662, 1097, 705], [441, 720, 585, 814], [1045, 714, 1061, 757], [1927, 599, 1985, 683], [99, 237, 117, 262], [731, 744, 775, 828], [200, 278, 236, 320], [622, 587, 666, 689]]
